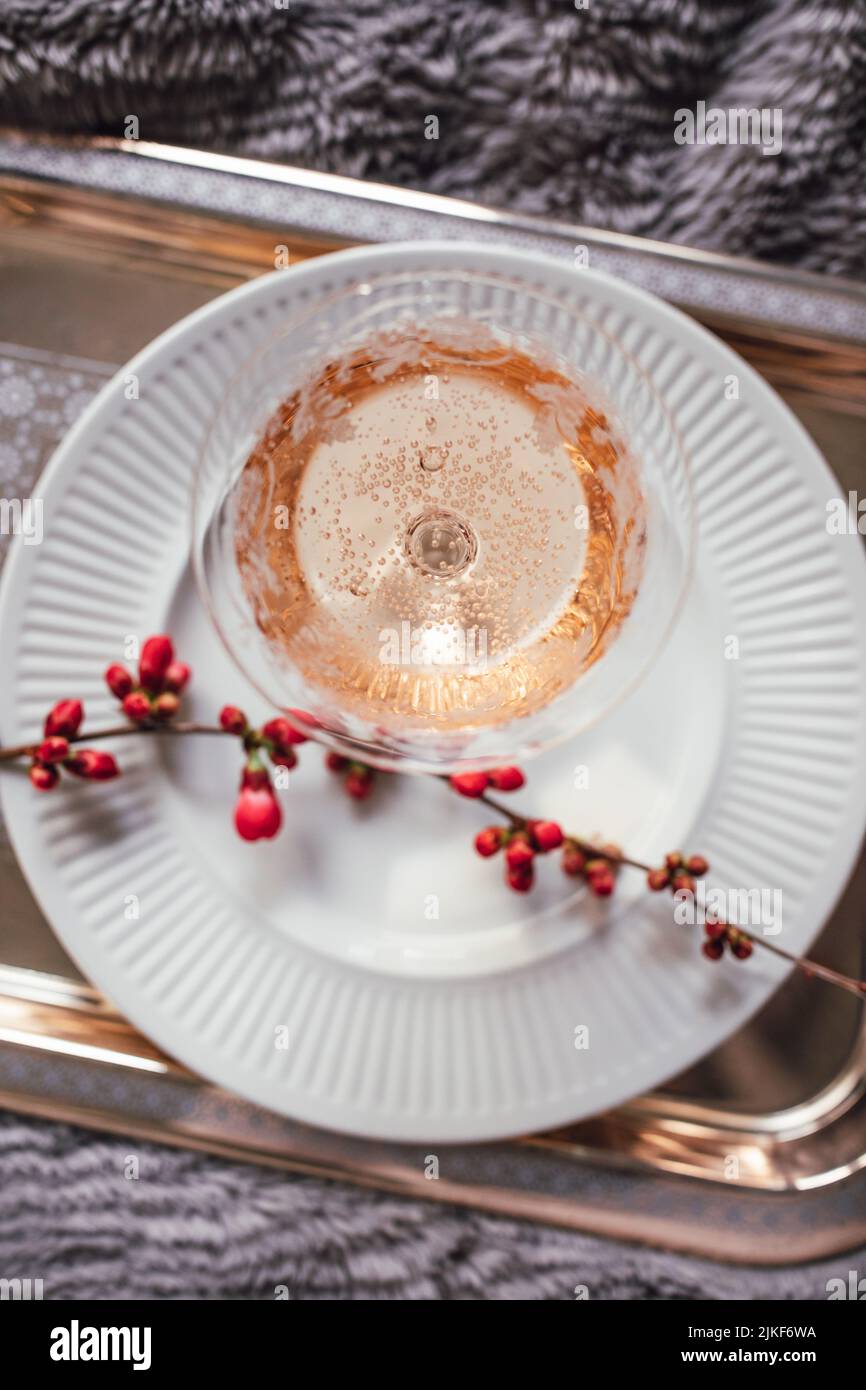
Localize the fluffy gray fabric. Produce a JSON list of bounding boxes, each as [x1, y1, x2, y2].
[[0, 0, 864, 276], [1, 1111, 861, 1301]]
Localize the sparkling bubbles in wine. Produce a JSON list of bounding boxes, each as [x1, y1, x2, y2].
[[233, 320, 646, 735]]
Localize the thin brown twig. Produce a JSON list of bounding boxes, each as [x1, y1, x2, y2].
[[475, 788, 650, 871], [1, 725, 863, 1000], [0, 722, 231, 763], [461, 785, 866, 1000]]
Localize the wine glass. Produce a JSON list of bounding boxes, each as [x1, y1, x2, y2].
[[192, 262, 693, 773]]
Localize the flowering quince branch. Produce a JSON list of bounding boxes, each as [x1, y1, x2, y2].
[[0, 635, 379, 839], [0, 635, 864, 1000], [448, 770, 866, 1001]]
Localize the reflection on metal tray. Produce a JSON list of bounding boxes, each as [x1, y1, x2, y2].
[[0, 136, 864, 1264]]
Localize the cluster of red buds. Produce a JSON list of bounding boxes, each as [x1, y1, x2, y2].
[[701, 920, 754, 962], [28, 699, 120, 790], [218, 705, 310, 841], [559, 840, 621, 897], [105, 635, 190, 723], [645, 850, 752, 960], [449, 766, 525, 797], [645, 851, 708, 899], [475, 819, 619, 896], [324, 752, 377, 801]]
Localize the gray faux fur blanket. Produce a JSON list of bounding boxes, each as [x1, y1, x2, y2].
[[0, 0, 864, 277], [2, 1111, 861, 1299]]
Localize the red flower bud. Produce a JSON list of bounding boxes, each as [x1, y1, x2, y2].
[[262, 718, 300, 753], [506, 865, 534, 893], [219, 705, 247, 735], [686, 854, 709, 877], [562, 847, 586, 877], [488, 766, 525, 792], [234, 765, 281, 841], [672, 873, 697, 897], [153, 691, 180, 720], [325, 751, 349, 773], [29, 762, 59, 791], [44, 699, 83, 739], [105, 664, 134, 699], [164, 661, 191, 694], [474, 826, 504, 858], [449, 771, 489, 798], [647, 868, 670, 891], [270, 747, 297, 770], [37, 736, 69, 764], [702, 938, 725, 961], [268, 717, 311, 750], [345, 767, 374, 800], [505, 838, 535, 871], [123, 691, 152, 724], [587, 868, 615, 897], [66, 749, 120, 781], [139, 635, 173, 691], [531, 819, 563, 852]]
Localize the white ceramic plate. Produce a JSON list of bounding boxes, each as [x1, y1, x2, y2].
[[2, 243, 865, 1143]]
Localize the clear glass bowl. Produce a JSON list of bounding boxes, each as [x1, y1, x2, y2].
[[192, 265, 694, 773]]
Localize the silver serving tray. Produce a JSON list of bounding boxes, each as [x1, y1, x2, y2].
[[0, 134, 864, 1263]]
